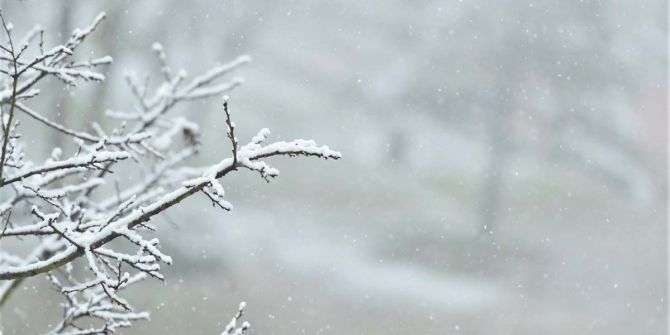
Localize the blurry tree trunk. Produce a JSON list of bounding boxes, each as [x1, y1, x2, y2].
[[86, 3, 123, 126], [388, 128, 407, 165], [477, 101, 512, 237], [52, 2, 73, 150]]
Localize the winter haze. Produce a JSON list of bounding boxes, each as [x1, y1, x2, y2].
[[0, 1, 666, 334]]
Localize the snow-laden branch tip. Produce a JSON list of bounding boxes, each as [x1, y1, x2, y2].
[[221, 302, 250, 335]]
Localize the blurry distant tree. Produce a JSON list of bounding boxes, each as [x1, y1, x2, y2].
[[407, 1, 663, 235], [0, 11, 340, 334]]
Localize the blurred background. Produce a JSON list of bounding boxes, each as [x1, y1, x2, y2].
[[0, 0, 667, 334]]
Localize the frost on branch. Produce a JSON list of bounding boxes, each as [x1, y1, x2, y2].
[[0, 11, 339, 334]]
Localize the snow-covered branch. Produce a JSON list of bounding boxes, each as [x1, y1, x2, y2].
[[0, 11, 339, 334]]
